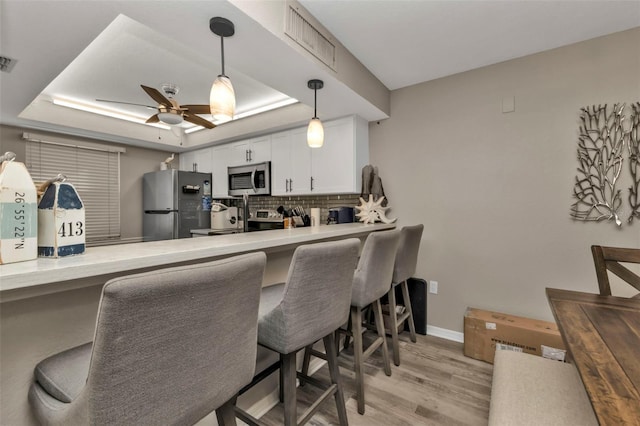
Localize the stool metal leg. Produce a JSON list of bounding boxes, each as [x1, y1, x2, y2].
[[351, 306, 365, 415], [342, 313, 353, 352], [372, 299, 392, 376], [323, 333, 349, 426], [282, 352, 297, 426], [400, 280, 417, 343], [279, 353, 286, 403], [300, 345, 312, 387], [388, 285, 401, 366], [216, 397, 238, 426]]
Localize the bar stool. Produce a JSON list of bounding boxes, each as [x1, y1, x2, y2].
[[29, 253, 266, 426], [302, 229, 400, 415], [387, 224, 424, 366], [236, 239, 360, 426]]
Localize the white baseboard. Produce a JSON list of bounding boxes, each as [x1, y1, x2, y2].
[[427, 325, 464, 343], [245, 389, 279, 420]]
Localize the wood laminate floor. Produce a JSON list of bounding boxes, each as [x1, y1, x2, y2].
[[260, 333, 493, 426]]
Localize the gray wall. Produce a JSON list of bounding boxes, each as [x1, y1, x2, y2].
[[369, 28, 640, 333], [0, 124, 174, 241]]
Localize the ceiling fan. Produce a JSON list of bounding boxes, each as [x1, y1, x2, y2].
[[96, 84, 215, 129]]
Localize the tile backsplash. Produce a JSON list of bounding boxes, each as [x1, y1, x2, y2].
[[212, 194, 361, 223]]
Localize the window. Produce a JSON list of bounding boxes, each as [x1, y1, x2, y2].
[[24, 133, 123, 244]]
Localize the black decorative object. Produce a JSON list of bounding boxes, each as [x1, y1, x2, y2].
[[628, 102, 640, 223]]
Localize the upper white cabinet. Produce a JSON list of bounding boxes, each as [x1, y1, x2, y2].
[[271, 128, 311, 195], [179, 115, 368, 197], [229, 135, 271, 165], [179, 147, 212, 174], [310, 116, 368, 194], [271, 115, 369, 195]]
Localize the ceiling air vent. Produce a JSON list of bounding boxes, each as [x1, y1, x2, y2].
[[285, 5, 336, 71], [0, 56, 17, 73]]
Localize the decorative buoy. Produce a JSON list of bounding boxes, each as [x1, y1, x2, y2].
[[37, 175, 86, 257], [0, 152, 38, 264]]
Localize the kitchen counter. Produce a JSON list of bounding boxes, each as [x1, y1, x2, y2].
[[190, 228, 244, 236], [1, 222, 394, 426], [0, 223, 395, 302]]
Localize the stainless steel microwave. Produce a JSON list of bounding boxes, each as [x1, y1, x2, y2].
[[228, 161, 271, 196]]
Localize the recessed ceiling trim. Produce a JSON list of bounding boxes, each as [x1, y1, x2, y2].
[[52, 98, 171, 130]]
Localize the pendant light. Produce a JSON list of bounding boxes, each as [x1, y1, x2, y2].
[[307, 79, 324, 148], [209, 17, 236, 123]]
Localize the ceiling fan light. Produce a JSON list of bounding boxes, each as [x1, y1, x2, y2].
[[157, 111, 183, 125], [307, 118, 324, 148], [210, 75, 235, 122]]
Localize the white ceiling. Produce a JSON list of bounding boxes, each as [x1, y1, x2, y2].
[[1, 0, 638, 151], [300, 0, 640, 90]]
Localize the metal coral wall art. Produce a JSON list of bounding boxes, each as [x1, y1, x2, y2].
[[570, 102, 640, 227], [628, 103, 640, 223]]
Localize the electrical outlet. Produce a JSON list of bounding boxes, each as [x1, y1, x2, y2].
[[429, 280, 438, 294]]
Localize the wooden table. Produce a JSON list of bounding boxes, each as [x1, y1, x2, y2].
[[546, 288, 640, 425]]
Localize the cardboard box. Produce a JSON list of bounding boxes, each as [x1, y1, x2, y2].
[[463, 307, 566, 364]]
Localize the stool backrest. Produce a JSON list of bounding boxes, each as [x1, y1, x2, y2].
[[268, 238, 360, 353], [352, 229, 401, 308], [84, 253, 266, 424], [591, 245, 640, 297], [393, 224, 424, 284]]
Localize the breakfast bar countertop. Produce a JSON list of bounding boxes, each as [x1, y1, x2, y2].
[[0, 223, 395, 302]]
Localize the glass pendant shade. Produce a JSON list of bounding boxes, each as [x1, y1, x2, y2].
[[157, 112, 183, 125], [209, 75, 235, 122], [307, 117, 324, 148]]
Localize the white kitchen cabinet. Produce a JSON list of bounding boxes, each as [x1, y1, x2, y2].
[[270, 115, 368, 195], [179, 147, 212, 174], [310, 116, 368, 194], [229, 135, 271, 165], [271, 129, 311, 195], [211, 144, 232, 197], [179, 115, 368, 197], [179, 150, 197, 172]]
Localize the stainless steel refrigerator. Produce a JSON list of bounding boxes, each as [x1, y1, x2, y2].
[[143, 170, 211, 241]]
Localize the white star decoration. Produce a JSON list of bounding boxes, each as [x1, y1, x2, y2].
[[355, 195, 397, 224]]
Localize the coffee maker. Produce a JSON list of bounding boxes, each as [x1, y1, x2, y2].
[[328, 207, 355, 224], [210, 203, 241, 231]]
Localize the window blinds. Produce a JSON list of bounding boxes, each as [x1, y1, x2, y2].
[[25, 137, 121, 243]]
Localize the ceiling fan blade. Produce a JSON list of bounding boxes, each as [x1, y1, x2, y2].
[[141, 85, 172, 108], [182, 104, 210, 115], [96, 99, 157, 110], [145, 114, 160, 124], [183, 113, 215, 129]]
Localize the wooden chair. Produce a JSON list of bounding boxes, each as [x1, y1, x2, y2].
[[591, 245, 640, 298]]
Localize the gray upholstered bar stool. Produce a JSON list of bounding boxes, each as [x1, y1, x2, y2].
[[302, 229, 400, 415], [340, 229, 400, 414], [387, 224, 424, 366], [237, 239, 360, 426], [28, 253, 266, 426]]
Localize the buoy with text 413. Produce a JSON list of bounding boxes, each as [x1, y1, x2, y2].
[[0, 152, 38, 264], [38, 175, 85, 257]]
